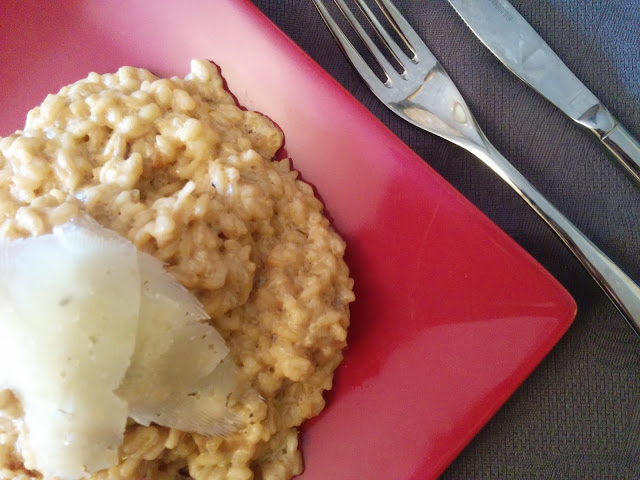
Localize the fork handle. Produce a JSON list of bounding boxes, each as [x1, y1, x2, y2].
[[480, 141, 640, 336]]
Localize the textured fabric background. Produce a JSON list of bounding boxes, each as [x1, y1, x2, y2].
[[251, 1, 640, 479]]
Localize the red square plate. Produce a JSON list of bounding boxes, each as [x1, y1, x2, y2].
[[0, 1, 576, 479]]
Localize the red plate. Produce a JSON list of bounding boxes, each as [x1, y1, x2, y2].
[[0, 1, 576, 479]]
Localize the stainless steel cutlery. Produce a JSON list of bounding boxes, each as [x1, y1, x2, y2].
[[312, 0, 640, 335], [447, 0, 640, 184]]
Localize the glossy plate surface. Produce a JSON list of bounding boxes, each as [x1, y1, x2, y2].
[[0, 1, 576, 479]]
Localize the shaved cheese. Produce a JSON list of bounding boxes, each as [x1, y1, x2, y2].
[[118, 252, 236, 435], [0, 217, 237, 480], [132, 357, 238, 436], [0, 218, 140, 478]]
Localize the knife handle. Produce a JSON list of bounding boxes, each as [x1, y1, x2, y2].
[[601, 123, 640, 184]]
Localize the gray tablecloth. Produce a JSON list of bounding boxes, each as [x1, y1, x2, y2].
[[251, 1, 640, 478]]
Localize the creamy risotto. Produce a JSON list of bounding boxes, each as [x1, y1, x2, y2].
[[0, 60, 354, 480]]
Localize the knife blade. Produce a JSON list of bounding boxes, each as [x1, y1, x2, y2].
[[447, 0, 640, 184]]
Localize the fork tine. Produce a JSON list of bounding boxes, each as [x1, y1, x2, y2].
[[312, 0, 385, 91], [333, 0, 403, 86], [354, 0, 411, 76], [376, 0, 437, 64], [372, 0, 416, 59]]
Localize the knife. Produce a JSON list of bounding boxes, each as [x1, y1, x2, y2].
[[447, 0, 640, 184]]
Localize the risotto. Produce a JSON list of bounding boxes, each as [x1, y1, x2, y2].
[[0, 60, 354, 480]]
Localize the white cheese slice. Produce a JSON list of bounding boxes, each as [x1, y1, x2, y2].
[[0, 218, 237, 480], [0, 219, 141, 479], [118, 252, 236, 435]]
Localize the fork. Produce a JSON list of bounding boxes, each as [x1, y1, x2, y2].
[[312, 0, 640, 336]]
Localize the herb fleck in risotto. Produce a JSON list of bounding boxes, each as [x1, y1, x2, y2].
[[0, 59, 354, 480]]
